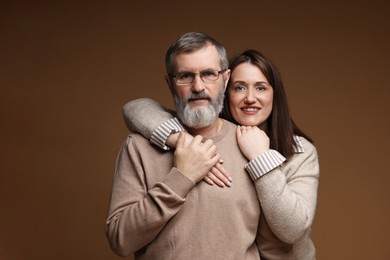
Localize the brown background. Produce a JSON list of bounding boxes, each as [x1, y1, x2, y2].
[[1, 1, 389, 259]]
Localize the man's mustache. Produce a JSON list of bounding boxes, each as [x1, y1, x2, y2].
[[186, 92, 212, 102]]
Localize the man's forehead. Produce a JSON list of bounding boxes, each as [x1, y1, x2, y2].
[[173, 45, 220, 71]]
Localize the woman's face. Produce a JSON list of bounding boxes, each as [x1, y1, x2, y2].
[[228, 63, 273, 128]]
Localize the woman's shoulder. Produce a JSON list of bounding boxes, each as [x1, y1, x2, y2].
[[295, 135, 318, 155]]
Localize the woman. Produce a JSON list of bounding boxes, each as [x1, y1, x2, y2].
[[123, 50, 319, 259]]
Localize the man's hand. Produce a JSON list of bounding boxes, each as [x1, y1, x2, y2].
[[169, 131, 232, 187], [174, 132, 220, 183], [166, 131, 193, 148]]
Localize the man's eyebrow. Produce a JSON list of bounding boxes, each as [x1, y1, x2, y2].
[[177, 68, 217, 73]]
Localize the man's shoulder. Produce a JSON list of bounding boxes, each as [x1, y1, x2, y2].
[[125, 132, 152, 147], [213, 119, 238, 144], [221, 118, 236, 125], [122, 133, 171, 158], [221, 119, 237, 133]]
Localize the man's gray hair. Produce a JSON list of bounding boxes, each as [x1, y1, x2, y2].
[[165, 32, 229, 75]]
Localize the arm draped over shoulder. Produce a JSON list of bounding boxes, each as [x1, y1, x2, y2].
[[122, 98, 175, 139]]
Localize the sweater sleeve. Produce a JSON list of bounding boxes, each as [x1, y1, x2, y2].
[[253, 138, 320, 244], [122, 98, 176, 140], [105, 136, 195, 256]]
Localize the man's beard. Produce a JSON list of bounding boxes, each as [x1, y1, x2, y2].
[[173, 85, 225, 128]]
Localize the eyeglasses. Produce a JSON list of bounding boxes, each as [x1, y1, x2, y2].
[[169, 69, 226, 85]]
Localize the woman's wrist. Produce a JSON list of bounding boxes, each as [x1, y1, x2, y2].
[[245, 150, 286, 180], [166, 132, 180, 148]]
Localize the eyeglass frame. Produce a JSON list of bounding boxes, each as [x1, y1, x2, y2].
[[168, 69, 227, 85]]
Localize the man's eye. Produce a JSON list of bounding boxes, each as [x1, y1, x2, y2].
[[178, 73, 193, 79], [201, 70, 216, 77]]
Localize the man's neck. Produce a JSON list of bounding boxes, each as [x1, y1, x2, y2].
[[186, 118, 223, 138]]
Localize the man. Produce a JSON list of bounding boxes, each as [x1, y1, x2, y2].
[[105, 32, 265, 259]]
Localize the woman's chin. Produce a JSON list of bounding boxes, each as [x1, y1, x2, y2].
[[238, 120, 261, 127]]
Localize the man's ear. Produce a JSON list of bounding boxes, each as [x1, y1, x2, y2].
[[165, 75, 170, 86], [165, 75, 175, 93]]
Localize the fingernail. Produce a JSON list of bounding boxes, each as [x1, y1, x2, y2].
[[226, 181, 232, 187], [228, 177, 233, 182], [220, 182, 225, 187]]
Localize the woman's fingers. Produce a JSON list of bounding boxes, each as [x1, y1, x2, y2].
[[215, 162, 232, 182], [203, 164, 232, 188], [203, 175, 214, 186], [206, 172, 225, 187]]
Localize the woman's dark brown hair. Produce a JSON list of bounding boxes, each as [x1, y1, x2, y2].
[[220, 49, 312, 159]]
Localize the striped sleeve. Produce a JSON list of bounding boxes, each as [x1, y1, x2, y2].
[[245, 149, 286, 180], [150, 117, 186, 151], [293, 135, 304, 153]]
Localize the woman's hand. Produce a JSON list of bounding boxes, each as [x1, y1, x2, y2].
[[168, 131, 232, 188], [203, 160, 232, 187], [236, 126, 270, 161]]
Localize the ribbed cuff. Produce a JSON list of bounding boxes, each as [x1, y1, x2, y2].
[[150, 117, 186, 150], [162, 167, 195, 198], [245, 149, 286, 180]]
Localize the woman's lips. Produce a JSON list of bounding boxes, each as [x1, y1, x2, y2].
[[241, 106, 260, 114]]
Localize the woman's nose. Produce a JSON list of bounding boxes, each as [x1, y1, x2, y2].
[[245, 89, 256, 103]]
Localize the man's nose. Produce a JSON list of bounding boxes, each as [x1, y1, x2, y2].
[[191, 75, 205, 92]]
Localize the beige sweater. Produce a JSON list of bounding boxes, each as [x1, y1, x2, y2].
[[121, 98, 320, 259], [106, 120, 268, 259]]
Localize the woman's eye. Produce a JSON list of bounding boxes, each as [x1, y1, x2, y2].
[[234, 85, 246, 91], [256, 86, 266, 91]]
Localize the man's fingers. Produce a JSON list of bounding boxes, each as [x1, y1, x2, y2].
[[191, 135, 204, 145], [176, 131, 185, 147]]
